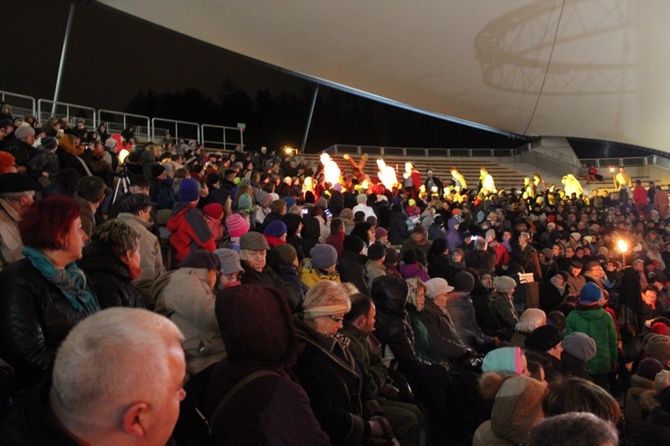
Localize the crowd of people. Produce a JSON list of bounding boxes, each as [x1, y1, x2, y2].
[[1, 106, 670, 445]]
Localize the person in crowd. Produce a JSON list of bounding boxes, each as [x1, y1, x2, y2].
[[399, 248, 431, 282], [542, 377, 621, 425], [528, 412, 618, 446], [204, 283, 329, 445], [74, 175, 108, 239], [560, 331, 597, 381], [401, 225, 432, 258], [0, 173, 40, 270], [168, 178, 216, 262], [263, 220, 287, 248], [337, 235, 370, 294], [489, 275, 519, 337], [300, 243, 341, 289], [341, 292, 423, 446], [292, 280, 396, 445], [1, 307, 186, 446], [325, 217, 345, 257], [472, 376, 546, 446], [524, 324, 564, 383], [0, 195, 97, 396], [624, 357, 664, 445], [268, 244, 306, 312], [566, 282, 618, 389], [509, 308, 546, 347], [116, 193, 166, 307], [365, 242, 387, 287], [238, 231, 302, 311], [447, 271, 500, 352], [540, 270, 569, 312], [5, 124, 35, 173], [78, 219, 144, 309], [645, 386, 670, 444]]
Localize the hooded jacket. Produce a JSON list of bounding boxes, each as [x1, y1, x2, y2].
[[566, 305, 618, 375], [472, 376, 546, 446], [204, 285, 329, 446], [154, 267, 223, 376], [167, 201, 216, 262], [78, 243, 145, 310]]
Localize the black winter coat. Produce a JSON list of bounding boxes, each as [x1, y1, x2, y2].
[[337, 251, 370, 295], [293, 319, 383, 445], [240, 263, 302, 312], [389, 212, 409, 245], [371, 275, 431, 373], [0, 259, 97, 395], [78, 244, 145, 309]]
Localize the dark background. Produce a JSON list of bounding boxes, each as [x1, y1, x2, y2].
[[3, 1, 647, 157]]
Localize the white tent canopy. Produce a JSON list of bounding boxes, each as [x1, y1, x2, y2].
[[99, 0, 670, 151]]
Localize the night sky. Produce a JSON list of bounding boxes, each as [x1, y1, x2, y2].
[[2, 0, 529, 152]]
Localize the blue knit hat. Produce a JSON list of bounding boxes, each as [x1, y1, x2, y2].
[[178, 178, 201, 202], [310, 244, 338, 270], [264, 220, 287, 238], [579, 282, 603, 305], [482, 347, 524, 375]]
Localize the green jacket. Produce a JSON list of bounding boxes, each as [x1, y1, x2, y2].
[[566, 306, 618, 375]]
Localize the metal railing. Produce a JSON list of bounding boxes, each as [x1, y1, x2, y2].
[[98, 110, 151, 141], [201, 124, 245, 150], [151, 117, 200, 144], [323, 144, 526, 157], [0, 90, 36, 119], [580, 156, 651, 169], [37, 99, 97, 130]]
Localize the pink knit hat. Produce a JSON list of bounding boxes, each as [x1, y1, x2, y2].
[[226, 213, 250, 237]]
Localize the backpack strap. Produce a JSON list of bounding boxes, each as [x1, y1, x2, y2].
[[209, 369, 279, 433]]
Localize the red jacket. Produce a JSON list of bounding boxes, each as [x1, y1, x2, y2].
[[167, 202, 216, 262]]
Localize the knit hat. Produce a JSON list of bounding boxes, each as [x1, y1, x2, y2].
[[178, 178, 201, 202], [482, 346, 525, 375], [269, 244, 297, 266], [493, 275, 517, 293], [424, 278, 454, 298], [206, 173, 221, 185], [579, 282, 603, 306], [282, 196, 296, 209], [214, 248, 244, 275], [225, 213, 250, 237], [0, 173, 41, 193], [357, 193, 367, 203], [384, 247, 400, 266], [264, 220, 287, 238], [525, 325, 563, 352], [343, 235, 365, 254], [637, 357, 664, 381], [651, 321, 670, 336], [14, 124, 34, 139], [237, 193, 253, 212], [570, 232, 581, 242], [316, 197, 328, 209], [451, 271, 475, 293], [240, 232, 269, 251], [41, 136, 57, 151], [309, 244, 338, 270], [645, 334, 670, 365], [255, 190, 272, 207], [374, 227, 388, 240], [367, 242, 386, 261], [203, 203, 224, 219], [562, 332, 597, 362], [541, 248, 553, 260], [0, 152, 15, 174], [179, 251, 220, 271], [150, 164, 165, 178]]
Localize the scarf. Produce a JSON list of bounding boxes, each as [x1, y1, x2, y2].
[[22, 247, 99, 315]]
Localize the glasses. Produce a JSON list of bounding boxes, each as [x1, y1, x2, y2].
[[328, 315, 344, 323]]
